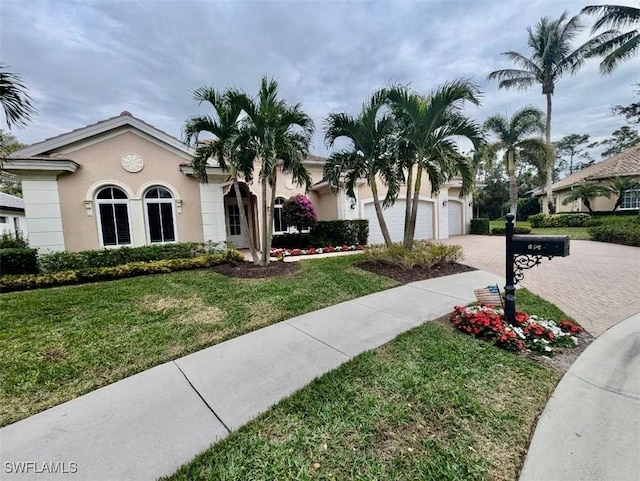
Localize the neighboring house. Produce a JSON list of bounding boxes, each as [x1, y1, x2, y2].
[[536, 145, 640, 213], [0, 192, 27, 238], [4, 112, 472, 252]]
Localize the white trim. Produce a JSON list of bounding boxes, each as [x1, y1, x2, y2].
[[273, 196, 288, 235], [1, 158, 79, 175]]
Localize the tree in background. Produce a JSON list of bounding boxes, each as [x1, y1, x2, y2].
[[476, 164, 509, 220], [582, 4, 640, 74], [605, 176, 640, 212], [0, 64, 35, 130], [554, 134, 594, 175], [484, 106, 550, 217], [612, 83, 640, 124], [283, 195, 317, 233], [487, 12, 608, 213], [561, 183, 610, 212], [591, 125, 640, 157], [0, 129, 25, 196], [231, 77, 314, 266]]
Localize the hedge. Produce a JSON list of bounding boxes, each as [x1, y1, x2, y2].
[[0, 250, 244, 293], [491, 226, 532, 235], [589, 223, 640, 247], [38, 242, 209, 273], [470, 218, 490, 235], [528, 213, 591, 228], [313, 220, 369, 246], [0, 248, 39, 275]]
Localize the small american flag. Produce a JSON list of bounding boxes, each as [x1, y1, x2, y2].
[[474, 284, 503, 307]]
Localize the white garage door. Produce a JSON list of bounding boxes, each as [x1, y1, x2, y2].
[[364, 199, 433, 244], [448, 200, 463, 236]]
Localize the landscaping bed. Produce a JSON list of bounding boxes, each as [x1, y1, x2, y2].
[[356, 260, 475, 283]]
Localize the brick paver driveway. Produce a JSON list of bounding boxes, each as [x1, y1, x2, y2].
[[441, 235, 640, 336]]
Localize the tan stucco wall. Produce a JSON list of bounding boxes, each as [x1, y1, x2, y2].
[[357, 169, 435, 202], [550, 176, 640, 213], [55, 130, 204, 251], [313, 191, 338, 220]]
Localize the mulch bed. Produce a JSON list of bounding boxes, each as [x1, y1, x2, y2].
[[355, 260, 476, 284], [211, 261, 301, 279]]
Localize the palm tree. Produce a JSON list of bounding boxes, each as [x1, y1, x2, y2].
[[323, 90, 396, 247], [386, 80, 484, 249], [582, 4, 640, 74], [605, 176, 640, 211], [183, 86, 260, 263], [484, 107, 549, 216], [562, 183, 610, 212], [487, 12, 607, 213], [0, 63, 35, 129], [230, 77, 314, 266]]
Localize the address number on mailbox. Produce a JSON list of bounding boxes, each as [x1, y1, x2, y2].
[[511, 235, 570, 257]]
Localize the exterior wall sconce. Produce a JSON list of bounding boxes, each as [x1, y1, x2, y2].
[[442, 200, 448, 207], [176, 199, 183, 213], [468, 201, 473, 206], [83, 200, 93, 216], [350, 201, 356, 210]]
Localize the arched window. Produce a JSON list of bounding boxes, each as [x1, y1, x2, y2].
[[96, 187, 131, 247], [144, 187, 176, 243], [273, 197, 288, 235]]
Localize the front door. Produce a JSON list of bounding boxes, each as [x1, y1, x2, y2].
[[226, 204, 248, 248]]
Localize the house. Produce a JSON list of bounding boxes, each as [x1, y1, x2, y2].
[[537, 145, 640, 213], [3, 112, 472, 252], [0, 192, 27, 238]]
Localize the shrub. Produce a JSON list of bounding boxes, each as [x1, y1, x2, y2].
[[527, 213, 590, 228], [491, 226, 532, 235], [470, 218, 490, 235], [0, 231, 29, 248], [589, 223, 640, 247], [364, 240, 463, 269], [38, 242, 208, 273], [312, 220, 369, 246], [0, 248, 38, 275], [517, 197, 541, 221], [283, 195, 317, 232], [0, 250, 244, 293]]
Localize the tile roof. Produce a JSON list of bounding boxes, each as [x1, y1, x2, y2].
[[549, 144, 640, 192], [0, 192, 25, 211]]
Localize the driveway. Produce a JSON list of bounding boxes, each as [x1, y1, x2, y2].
[[441, 235, 640, 336]]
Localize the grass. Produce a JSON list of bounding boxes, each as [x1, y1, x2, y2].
[[0, 255, 397, 427], [489, 220, 591, 239], [162, 290, 563, 481]]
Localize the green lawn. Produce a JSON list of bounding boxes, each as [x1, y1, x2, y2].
[[163, 290, 561, 481], [0, 255, 397, 427], [489, 220, 591, 239]]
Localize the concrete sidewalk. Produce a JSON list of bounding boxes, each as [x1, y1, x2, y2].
[[0, 270, 502, 481], [519, 312, 640, 481]]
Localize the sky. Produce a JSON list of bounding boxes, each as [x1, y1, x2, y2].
[[1, 0, 638, 158]]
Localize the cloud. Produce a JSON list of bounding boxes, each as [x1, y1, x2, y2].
[[1, 0, 637, 157]]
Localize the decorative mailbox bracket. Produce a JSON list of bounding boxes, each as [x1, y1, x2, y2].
[[504, 214, 570, 325]]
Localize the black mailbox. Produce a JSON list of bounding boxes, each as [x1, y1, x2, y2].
[[511, 235, 570, 257]]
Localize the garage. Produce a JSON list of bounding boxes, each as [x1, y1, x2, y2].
[[364, 199, 433, 244], [448, 200, 463, 236]]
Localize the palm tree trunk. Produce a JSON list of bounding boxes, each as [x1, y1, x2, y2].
[[260, 178, 269, 266], [407, 165, 423, 250], [545, 93, 555, 214], [370, 175, 392, 247], [265, 166, 278, 266], [402, 164, 414, 249], [232, 177, 259, 264]]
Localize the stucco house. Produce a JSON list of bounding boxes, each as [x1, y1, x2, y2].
[[537, 145, 640, 213], [4, 112, 472, 252], [0, 192, 27, 238]]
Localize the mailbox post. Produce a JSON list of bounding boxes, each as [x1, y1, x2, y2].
[[504, 214, 570, 325]]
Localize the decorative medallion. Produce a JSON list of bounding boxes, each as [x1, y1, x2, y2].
[[284, 179, 294, 190], [121, 153, 144, 173]]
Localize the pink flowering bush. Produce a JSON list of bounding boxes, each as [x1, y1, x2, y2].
[[283, 195, 317, 233], [450, 304, 583, 355]]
